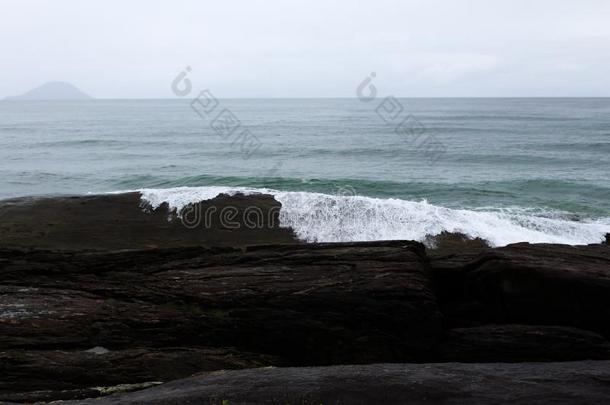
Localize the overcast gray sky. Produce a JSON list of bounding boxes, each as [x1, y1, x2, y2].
[[1, 0, 609, 98]]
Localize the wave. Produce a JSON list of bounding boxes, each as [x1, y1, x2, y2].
[[138, 186, 610, 247], [32, 139, 178, 148], [114, 174, 610, 218], [530, 142, 610, 153]]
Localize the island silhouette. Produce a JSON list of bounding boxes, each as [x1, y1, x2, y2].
[[4, 81, 92, 100]]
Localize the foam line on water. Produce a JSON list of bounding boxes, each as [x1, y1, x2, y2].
[[138, 186, 610, 247]]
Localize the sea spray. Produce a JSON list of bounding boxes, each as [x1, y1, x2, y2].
[[138, 186, 610, 247]]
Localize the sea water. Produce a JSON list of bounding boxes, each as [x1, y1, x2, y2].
[[1, 98, 609, 246]]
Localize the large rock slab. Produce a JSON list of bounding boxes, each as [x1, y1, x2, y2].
[[0, 347, 277, 403], [438, 324, 610, 362], [72, 361, 610, 405], [462, 243, 610, 336], [430, 242, 610, 336], [0, 192, 297, 250], [0, 241, 442, 400]]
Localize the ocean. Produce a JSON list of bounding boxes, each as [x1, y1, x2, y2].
[[1, 98, 609, 246]]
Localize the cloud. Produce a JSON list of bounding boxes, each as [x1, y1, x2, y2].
[[413, 53, 500, 83], [0, 0, 609, 97]]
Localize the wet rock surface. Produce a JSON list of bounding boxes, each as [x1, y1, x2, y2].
[[0, 347, 277, 403], [437, 324, 610, 362], [432, 242, 610, 336], [0, 192, 297, 250], [72, 361, 610, 405], [0, 193, 609, 402], [1, 240, 445, 402]]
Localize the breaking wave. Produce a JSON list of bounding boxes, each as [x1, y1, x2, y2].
[[138, 186, 610, 247]]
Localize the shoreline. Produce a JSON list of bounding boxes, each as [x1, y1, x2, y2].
[[1, 191, 608, 250], [1, 192, 609, 402], [0, 192, 299, 251]]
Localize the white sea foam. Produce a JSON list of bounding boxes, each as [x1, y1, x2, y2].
[[138, 186, 610, 247]]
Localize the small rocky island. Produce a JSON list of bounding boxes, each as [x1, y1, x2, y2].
[[4, 81, 92, 101], [0, 193, 609, 404]]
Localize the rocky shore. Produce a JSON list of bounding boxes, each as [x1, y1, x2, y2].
[[1, 193, 609, 403], [73, 361, 610, 405]]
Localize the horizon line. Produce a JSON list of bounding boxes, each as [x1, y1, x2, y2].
[[3, 96, 610, 101]]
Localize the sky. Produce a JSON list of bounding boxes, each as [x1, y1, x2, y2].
[[1, 0, 609, 98]]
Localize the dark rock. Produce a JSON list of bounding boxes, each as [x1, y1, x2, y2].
[[426, 231, 491, 273], [429, 242, 610, 335], [71, 361, 610, 405], [0, 241, 442, 400], [461, 243, 610, 336], [1, 192, 610, 403], [426, 232, 492, 324], [438, 324, 610, 362], [425, 231, 490, 253], [0, 192, 297, 250], [0, 347, 277, 403]]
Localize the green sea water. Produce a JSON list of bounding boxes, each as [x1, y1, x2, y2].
[[1, 98, 609, 245]]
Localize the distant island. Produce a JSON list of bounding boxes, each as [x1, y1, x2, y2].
[[4, 81, 92, 100]]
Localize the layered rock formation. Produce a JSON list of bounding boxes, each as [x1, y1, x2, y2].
[[0, 193, 609, 402], [0, 192, 297, 250], [73, 361, 610, 405]]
